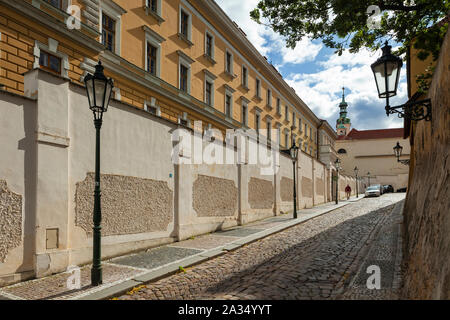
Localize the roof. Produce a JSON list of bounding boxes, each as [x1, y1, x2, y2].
[[337, 128, 404, 140]]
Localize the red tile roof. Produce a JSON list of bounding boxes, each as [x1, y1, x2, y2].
[[337, 128, 404, 140]]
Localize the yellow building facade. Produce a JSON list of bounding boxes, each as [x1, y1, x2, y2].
[[0, 0, 328, 156]]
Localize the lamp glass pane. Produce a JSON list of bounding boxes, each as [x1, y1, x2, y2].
[[93, 78, 106, 111], [85, 77, 95, 109], [104, 80, 113, 112], [372, 63, 386, 97], [386, 61, 399, 95]]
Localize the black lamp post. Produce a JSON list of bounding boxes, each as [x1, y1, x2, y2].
[[289, 133, 299, 219], [367, 172, 371, 186], [371, 42, 431, 121], [335, 158, 341, 204], [394, 141, 410, 165], [84, 61, 114, 286], [354, 166, 359, 198]]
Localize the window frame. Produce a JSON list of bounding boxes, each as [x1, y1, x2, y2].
[[204, 31, 215, 60], [241, 101, 248, 127], [177, 51, 194, 95], [267, 88, 272, 108], [144, 26, 165, 78], [33, 38, 69, 78], [99, 0, 124, 55], [225, 49, 234, 75], [242, 65, 248, 89], [255, 78, 261, 98], [179, 6, 192, 42], [39, 50, 62, 75]]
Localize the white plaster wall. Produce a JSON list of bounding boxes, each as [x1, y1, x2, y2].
[[298, 152, 313, 208], [0, 92, 36, 281], [67, 84, 176, 266], [313, 159, 326, 205]]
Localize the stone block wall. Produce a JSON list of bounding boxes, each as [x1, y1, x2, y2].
[[402, 27, 450, 300]]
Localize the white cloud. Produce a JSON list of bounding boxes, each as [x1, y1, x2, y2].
[[285, 49, 407, 130], [215, 0, 405, 130], [215, 0, 322, 64]]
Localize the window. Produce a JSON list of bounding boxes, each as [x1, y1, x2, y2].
[[242, 103, 248, 126], [44, 0, 62, 8], [180, 64, 188, 93], [310, 127, 312, 139], [225, 94, 232, 118], [39, 50, 61, 74], [305, 124, 308, 136], [179, 8, 192, 43], [225, 50, 234, 75], [148, 0, 157, 13], [267, 120, 272, 141], [256, 78, 261, 98], [255, 113, 261, 134], [242, 65, 248, 88], [177, 50, 194, 94], [285, 132, 289, 147], [144, 26, 165, 78], [205, 81, 213, 106], [33, 38, 69, 78], [285, 105, 289, 121], [179, 112, 190, 127], [181, 10, 189, 37], [292, 114, 296, 128], [205, 33, 214, 58], [147, 43, 157, 75], [277, 127, 281, 145], [276, 98, 281, 114], [267, 89, 272, 107], [102, 13, 116, 52], [299, 118, 302, 131], [99, 0, 125, 55]]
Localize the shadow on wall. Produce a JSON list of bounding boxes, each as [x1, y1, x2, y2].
[[193, 203, 399, 299], [17, 96, 37, 275]]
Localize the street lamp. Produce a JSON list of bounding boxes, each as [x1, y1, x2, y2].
[[354, 166, 359, 198], [335, 158, 341, 204], [367, 172, 371, 186], [394, 141, 410, 165], [289, 134, 299, 219], [371, 42, 431, 121], [84, 61, 114, 286]]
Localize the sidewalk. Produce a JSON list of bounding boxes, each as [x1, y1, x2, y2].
[[0, 196, 363, 300]]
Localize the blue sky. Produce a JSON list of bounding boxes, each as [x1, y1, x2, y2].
[[216, 0, 407, 131]]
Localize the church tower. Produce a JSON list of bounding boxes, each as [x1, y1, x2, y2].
[[336, 87, 351, 136]]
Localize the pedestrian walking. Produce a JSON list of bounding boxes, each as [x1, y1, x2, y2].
[[345, 184, 351, 200]]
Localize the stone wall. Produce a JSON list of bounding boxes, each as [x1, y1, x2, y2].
[[248, 177, 274, 209], [280, 177, 293, 201], [193, 175, 238, 217], [402, 27, 450, 300], [75, 173, 173, 236], [0, 180, 22, 263]]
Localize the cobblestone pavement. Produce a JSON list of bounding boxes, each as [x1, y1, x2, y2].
[[116, 193, 405, 300]]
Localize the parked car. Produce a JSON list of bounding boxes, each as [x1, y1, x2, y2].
[[365, 185, 381, 197], [383, 185, 394, 193], [397, 187, 407, 193], [372, 184, 383, 195]]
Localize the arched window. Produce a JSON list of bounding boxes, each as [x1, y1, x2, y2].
[[337, 148, 347, 154]]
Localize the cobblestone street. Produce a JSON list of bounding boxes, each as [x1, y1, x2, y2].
[[116, 194, 405, 300]]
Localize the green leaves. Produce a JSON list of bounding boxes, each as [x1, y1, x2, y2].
[[251, 0, 449, 60]]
